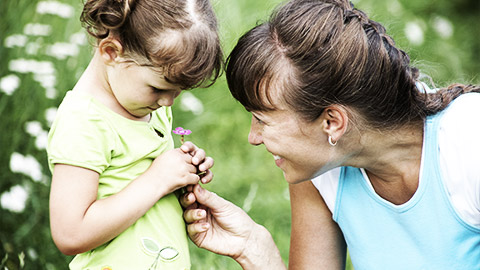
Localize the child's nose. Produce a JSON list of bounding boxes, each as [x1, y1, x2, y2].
[[157, 91, 181, 107]]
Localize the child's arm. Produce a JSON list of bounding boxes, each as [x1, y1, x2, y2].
[[50, 146, 210, 255]]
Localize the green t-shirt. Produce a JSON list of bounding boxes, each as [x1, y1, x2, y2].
[[47, 91, 190, 270]]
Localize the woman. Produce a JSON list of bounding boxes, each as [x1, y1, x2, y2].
[[182, 0, 480, 269]]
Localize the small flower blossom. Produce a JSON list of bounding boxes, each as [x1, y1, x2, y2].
[[23, 23, 52, 36], [172, 127, 191, 144], [1, 185, 29, 213], [0, 74, 20, 95], [10, 152, 43, 182], [173, 127, 192, 136], [36, 1, 74, 18]]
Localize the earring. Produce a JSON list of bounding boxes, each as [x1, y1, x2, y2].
[[328, 135, 337, 146]]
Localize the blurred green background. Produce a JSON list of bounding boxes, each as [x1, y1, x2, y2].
[[1, 0, 479, 269]]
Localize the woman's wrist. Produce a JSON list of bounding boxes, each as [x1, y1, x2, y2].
[[235, 224, 286, 270]]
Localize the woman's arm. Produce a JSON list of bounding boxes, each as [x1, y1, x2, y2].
[[289, 181, 346, 269]]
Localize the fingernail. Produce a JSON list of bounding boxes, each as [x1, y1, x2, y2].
[[192, 157, 199, 164]]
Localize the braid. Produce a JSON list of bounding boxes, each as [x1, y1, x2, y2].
[[423, 84, 480, 115]]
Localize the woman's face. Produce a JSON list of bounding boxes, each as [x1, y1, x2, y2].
[[248, 103, 336, 184]]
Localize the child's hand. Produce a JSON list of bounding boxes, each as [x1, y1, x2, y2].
[[145, 148, 201, 195], [180, 141, 214, 184]]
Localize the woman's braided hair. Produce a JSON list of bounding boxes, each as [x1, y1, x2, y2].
[[226, 0, 479, 129]]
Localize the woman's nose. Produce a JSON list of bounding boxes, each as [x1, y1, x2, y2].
[[248, 117, 263, 146]]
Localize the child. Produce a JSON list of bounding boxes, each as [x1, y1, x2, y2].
[[47, 0, 222, 269]]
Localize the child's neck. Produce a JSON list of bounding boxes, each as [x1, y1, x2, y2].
[[73, 51, 151, 122]]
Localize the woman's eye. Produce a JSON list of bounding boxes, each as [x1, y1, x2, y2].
[[254, 115, 265, 125]]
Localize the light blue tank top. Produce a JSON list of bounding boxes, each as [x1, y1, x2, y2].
[[334, 112, 480, 270]]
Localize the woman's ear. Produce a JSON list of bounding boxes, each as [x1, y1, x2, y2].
[[322, 105, 349, 143], [98, 38, 124, 64]]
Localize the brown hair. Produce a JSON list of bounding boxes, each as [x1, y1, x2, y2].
[[226, 0, 480, 129], [81, 0, 223, 89]]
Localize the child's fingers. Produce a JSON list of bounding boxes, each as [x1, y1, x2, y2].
[[184, 208, 206, 223], [187, 221, 210, 235], [186, 184, 195, 193], [198, 156, 214, 171], [191, 148, 206, 165], [180, 192, 196, 209], [180, 141, 197, 154], [200, 170, 213, 184]]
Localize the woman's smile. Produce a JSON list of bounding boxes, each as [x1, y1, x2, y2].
[[273, 155, 284, 167]]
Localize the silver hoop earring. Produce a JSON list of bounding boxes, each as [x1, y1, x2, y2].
[[328, 135, 337, 146]]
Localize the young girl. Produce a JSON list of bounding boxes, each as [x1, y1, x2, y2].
[[47, 0, 222, 269]]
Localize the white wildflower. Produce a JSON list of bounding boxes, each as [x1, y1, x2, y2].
[[33, 73, 57, 89], [36, 1, 74, 18], [45, 87, 58, 99], [1, 185, 29, 213], [35, 131, 48, 150], [9, 59, 55, 75], [46, 42, 79, 60], [180, 92, 204, 115], [70, 32, 87, 46], [24, 23, 52, 36], [27, 248, 38, 260], [4, 34, 28, 48], [404, 22, 424, 46], [432, 16, 453, 39], [25, 121, 44, 137], [0, 74, 21, 95], [45, 107, 58, 126], [9, 152, 43, 182], [25, 41, 42, 55]]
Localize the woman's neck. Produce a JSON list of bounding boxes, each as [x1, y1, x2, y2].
[[348, 123, 424, 204]]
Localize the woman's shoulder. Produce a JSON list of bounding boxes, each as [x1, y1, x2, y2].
[[311, 168, 342, 214], [439, 93, 480, 145], [442, 92, 480, 119], [437, 92, 480, 228]]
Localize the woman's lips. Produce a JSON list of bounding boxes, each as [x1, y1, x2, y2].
[[273, 155, 283, 167]]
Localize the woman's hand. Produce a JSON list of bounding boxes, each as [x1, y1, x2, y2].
[[181, 184, 286, 269]]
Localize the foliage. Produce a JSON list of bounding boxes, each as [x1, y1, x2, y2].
[[1, 0, 478, 269]]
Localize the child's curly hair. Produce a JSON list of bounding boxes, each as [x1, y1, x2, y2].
[[81, 0, 223, 89]]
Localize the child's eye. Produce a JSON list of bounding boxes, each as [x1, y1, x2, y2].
[[151, 87, 165, 93]]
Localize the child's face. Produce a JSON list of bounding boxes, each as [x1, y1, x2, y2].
[[107, 60, 182, 119]]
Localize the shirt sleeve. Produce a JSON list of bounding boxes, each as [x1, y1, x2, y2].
[[438, 93, 480, 227], [311, 168, 341, 215], [47, 102, 115, 174]]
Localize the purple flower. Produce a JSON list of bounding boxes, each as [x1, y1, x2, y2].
[[172, 127, 191, 144], [173, 127, 192, 136]]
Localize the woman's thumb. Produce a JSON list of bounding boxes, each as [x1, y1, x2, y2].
[[193, 184, 225, 209]]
